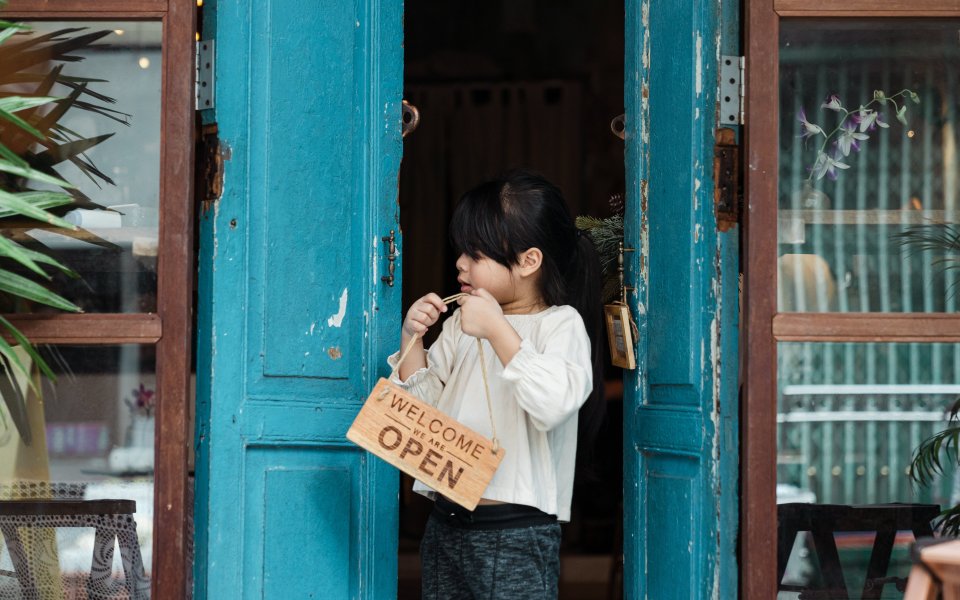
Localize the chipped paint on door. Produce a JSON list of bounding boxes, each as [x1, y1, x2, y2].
[[193, 0, 405, 597], [623, 0, 739, 597]]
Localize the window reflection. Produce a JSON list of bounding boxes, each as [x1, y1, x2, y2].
[[777, 341, 956, 599], [1, 21, 161, 313], [778, 21, 960, 314], [0, 345, 155, 597]]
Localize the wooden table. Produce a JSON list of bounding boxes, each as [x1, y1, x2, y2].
[[778, 503, 940, 600], [0, 499, 148, 600]]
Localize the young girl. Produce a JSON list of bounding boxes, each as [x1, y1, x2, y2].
[[389, 169, 604, 599]]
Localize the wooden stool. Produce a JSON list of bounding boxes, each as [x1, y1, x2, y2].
[[905, 539, 960, 600], [0, 499, 148, 600]]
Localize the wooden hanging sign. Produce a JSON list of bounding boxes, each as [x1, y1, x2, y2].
[[347, 378, 503, 511]]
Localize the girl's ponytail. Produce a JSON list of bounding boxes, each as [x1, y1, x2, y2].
[[567, 230, 606, 466]]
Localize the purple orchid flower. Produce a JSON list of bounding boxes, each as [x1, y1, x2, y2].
[[821, 94, 843, 111], [853, 107, 890, 132], [836, 120, 869, 157], [797, 107, 824, 139], [810, 152, 850, 181], [800, 88, 917, 183], [130, 384, 156, 416]]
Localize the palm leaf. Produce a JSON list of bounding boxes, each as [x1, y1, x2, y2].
[[0, 315, 55, 381], [0, 16, 123, 442], [0, 95, 56, 141], [0, 268, 80, 312], [0, 350, 31, 444], [2, 240, 78, 277], [909, 398, 960, 487], [0, 189, 77, 227], [0, 159, 73, 188], [0, 234, 51, 277]]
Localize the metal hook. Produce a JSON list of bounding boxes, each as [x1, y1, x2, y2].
[[401, 100, 421, 138], [610, 114, 626, 140]]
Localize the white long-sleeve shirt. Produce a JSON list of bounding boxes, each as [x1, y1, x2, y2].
[[387, 304, 592, 521]]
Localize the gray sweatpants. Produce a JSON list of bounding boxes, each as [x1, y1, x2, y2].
[[420, 511, 562, 599]]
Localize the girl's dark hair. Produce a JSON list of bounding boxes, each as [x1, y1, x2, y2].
[[449, 169, 605, 457]]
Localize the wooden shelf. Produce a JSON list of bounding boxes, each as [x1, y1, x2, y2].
[[779, 210, 960, 226]]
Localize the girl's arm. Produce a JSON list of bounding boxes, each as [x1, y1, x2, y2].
[[459, 293, 592, 431], [500, 309, 593, 432]]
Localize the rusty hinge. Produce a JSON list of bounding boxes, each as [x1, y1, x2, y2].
[[714, 127, 740, 232], [197, 123, 223, 213]]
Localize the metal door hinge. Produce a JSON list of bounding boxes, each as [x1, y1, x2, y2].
[[719, 55, 744, 126], [196, 39, 215, 110], [714, 128, 740, 231]]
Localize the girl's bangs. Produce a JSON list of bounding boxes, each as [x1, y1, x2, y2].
[[449, 182, 512, 264]]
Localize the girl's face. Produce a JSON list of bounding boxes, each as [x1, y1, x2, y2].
[[455, 252, 520, 304]]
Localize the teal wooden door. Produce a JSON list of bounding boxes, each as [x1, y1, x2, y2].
[[623, 0, 739, 597], [193, 1, 404, 598]]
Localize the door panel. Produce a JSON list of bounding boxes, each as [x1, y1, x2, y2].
[[195, 0, 404, 597], [623, 0, 739, 597]]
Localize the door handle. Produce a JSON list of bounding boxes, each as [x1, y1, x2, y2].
[[381, 230, 397, 286], [401, 100, 420, 138]]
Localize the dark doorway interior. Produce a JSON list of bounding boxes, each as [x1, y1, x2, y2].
[[398, 2, 625, 599]]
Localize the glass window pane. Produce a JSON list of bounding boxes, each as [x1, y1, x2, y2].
[[778, 21, 960, 313], [2, 21, 161, 313], [0, 345, 155, 597], [777, 341, 958, 599]]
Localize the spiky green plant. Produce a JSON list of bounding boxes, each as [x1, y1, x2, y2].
[[897, 224, 960, 534], [0, 15, 124, 442], [576, 193, 630, 305], [576, 213, 624, 305], [907, 397, 960, 535]]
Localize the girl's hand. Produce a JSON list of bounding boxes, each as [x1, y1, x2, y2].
[[459, 289, 522, 365], [457, 288, 506, 339], [402, 293, 447, 337]]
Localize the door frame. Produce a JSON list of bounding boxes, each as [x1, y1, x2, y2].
[[0, 1, 196, 597], [743, 1, 960, 597]]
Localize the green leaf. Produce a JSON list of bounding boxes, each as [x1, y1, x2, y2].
[[0, 24, 24, 46], [0, 326, 40, 393], [0, 235, 50, 277], [0, 95, 59, 114], [0, 315, 55, 381], [0, 189, 77, 228], [0, 96, 59, 142], [5, 243, 78, 277], [0, 235, 77, 279], [0, 142, 27, 168], [0, 159, 74, 188], [0, 268, 80, 312], [0, 351, 32, 443], [0, 21, 28, 32]]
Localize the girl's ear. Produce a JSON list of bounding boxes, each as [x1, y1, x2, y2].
[[517, 247, 543, 276]]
